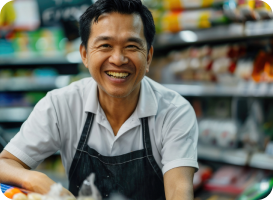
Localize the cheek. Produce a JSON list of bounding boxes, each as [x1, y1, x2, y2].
[[87, 52, 108, 74], [134, 54, 148, 74]]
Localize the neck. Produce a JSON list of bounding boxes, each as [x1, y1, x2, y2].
[[98, 84, 140, 135]]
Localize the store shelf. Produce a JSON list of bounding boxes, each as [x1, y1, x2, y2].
[[198, 145, 249, 166], [163, 82, 273, 97], [249, 153, 273, 170], [0, 107, 33, 122], [154, 20, 273, 49], [0, 50, 83, 66], [0, 56, 78, 66], [0, 76, 71, 92]]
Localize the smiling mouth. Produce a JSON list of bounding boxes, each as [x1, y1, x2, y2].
[[106, 71, 130, 79]]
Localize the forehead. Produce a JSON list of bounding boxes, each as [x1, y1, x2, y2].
[[89, 12, 145, 42]]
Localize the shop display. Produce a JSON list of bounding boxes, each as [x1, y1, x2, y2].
[[153, 9, 229, 33], [0, 28, 66, 58], [193, 165, 212, 190], [204, 166, 270, 195], [154, 40, 273, 87], [145, 0, 272, 33], [199, 119, 238, 148]]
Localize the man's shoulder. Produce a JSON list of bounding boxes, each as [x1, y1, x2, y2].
[[143, 76, 189, 108]]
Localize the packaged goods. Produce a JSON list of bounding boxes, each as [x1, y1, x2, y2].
[[163, 0, 225, 10], [252, 51, 273, 82], [153, 9, 228, 33], [13, 193, 28, 200], [78, 174, 102, 200], [254, 0, 273, 19], [4, 188, 24, 199]]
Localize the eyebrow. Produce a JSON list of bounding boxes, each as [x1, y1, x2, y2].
[[93, 36, 145, 47]]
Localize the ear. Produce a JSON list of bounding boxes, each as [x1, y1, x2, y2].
[[80, 44, 88, 68], [146, 46, 154, 73]]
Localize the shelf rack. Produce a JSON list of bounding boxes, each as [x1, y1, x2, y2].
[[163, 83, 273, 97], [0, 107, 33, 122], [0, 76, 71, 92], [154, 20, 273, 50]]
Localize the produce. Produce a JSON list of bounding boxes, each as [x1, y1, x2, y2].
[[12, 193, 28, 200], [4, 188, 24, 199]]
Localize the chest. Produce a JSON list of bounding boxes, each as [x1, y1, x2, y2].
[[87, 122, 144, 156]]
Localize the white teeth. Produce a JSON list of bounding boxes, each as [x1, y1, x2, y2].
[[106, 71, 129, 78]]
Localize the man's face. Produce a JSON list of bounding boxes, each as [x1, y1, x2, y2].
[[80, 12, 153, 98]]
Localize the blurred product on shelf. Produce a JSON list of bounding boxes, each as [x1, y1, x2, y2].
[[193, 164, 212, 191], [0, 93, 46, 107], [0, 0, 40, 32], [199, 119, 238, 149], [143, 0, 225, 10], [252, 51, 273, 82], [0, 28, 66, 58], [144, 0, 272, 34], [151, 39, 273, 91], [152, 9, 229, 33], [0, 1, 16, 28], [204, 166, 272, 196]]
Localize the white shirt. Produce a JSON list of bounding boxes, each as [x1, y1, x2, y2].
[[5, 76, 199, 176]]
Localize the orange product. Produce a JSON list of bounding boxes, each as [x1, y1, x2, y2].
[[4, 188, 23, 199], [252, 51, 267, 82], [163, 0, 215, 10]]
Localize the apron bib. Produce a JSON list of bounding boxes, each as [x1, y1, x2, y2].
[[68, 113, 165, 200]]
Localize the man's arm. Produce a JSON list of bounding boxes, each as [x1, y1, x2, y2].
[[164, 166, 195, 200], [0, 150, 71, 195]]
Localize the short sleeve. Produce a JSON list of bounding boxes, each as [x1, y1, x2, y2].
[[161, 103, 199, 175], [4, 93, 61, 169]]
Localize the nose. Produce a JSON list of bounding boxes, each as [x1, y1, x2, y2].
[[109, 48, 128, 66]]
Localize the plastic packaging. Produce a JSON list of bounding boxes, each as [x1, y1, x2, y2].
[[78, 173, 102, 200]]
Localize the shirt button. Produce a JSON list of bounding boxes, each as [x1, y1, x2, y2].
[[107, 176, 109, 178], [106, 194, 108, 197]]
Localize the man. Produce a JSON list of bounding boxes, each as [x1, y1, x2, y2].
[[0, 0, 199, 199]]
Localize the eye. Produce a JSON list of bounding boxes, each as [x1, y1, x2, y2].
[[100, 44, 112, 48], [126, 45, 138, 49]]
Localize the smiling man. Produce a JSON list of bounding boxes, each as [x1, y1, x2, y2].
[[0, 0, 199, 200]]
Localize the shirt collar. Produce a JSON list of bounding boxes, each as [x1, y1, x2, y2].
[[84, 77, 158, 118]]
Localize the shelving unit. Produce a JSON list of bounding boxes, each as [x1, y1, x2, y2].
[[198, 145, 249, 166], [163, 83, 273, 97], [0, 107, 33, 122], [0, 76, 71, 92], [154, 20, 273, 50]]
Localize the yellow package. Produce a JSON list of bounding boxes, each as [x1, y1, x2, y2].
[[0, 1, 16, 27], [163, 0, 216, 10]]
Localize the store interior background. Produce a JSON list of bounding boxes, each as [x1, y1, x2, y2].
[[1, 0, 273, 199]]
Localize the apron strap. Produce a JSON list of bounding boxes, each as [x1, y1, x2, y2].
[[141, 117, 164, 183], [69, 112, 94, 180]]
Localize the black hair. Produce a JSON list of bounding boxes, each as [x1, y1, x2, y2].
[[79, 0, 155, 51]]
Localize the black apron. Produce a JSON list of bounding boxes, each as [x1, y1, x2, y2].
[[68, 112, 165, 200]]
